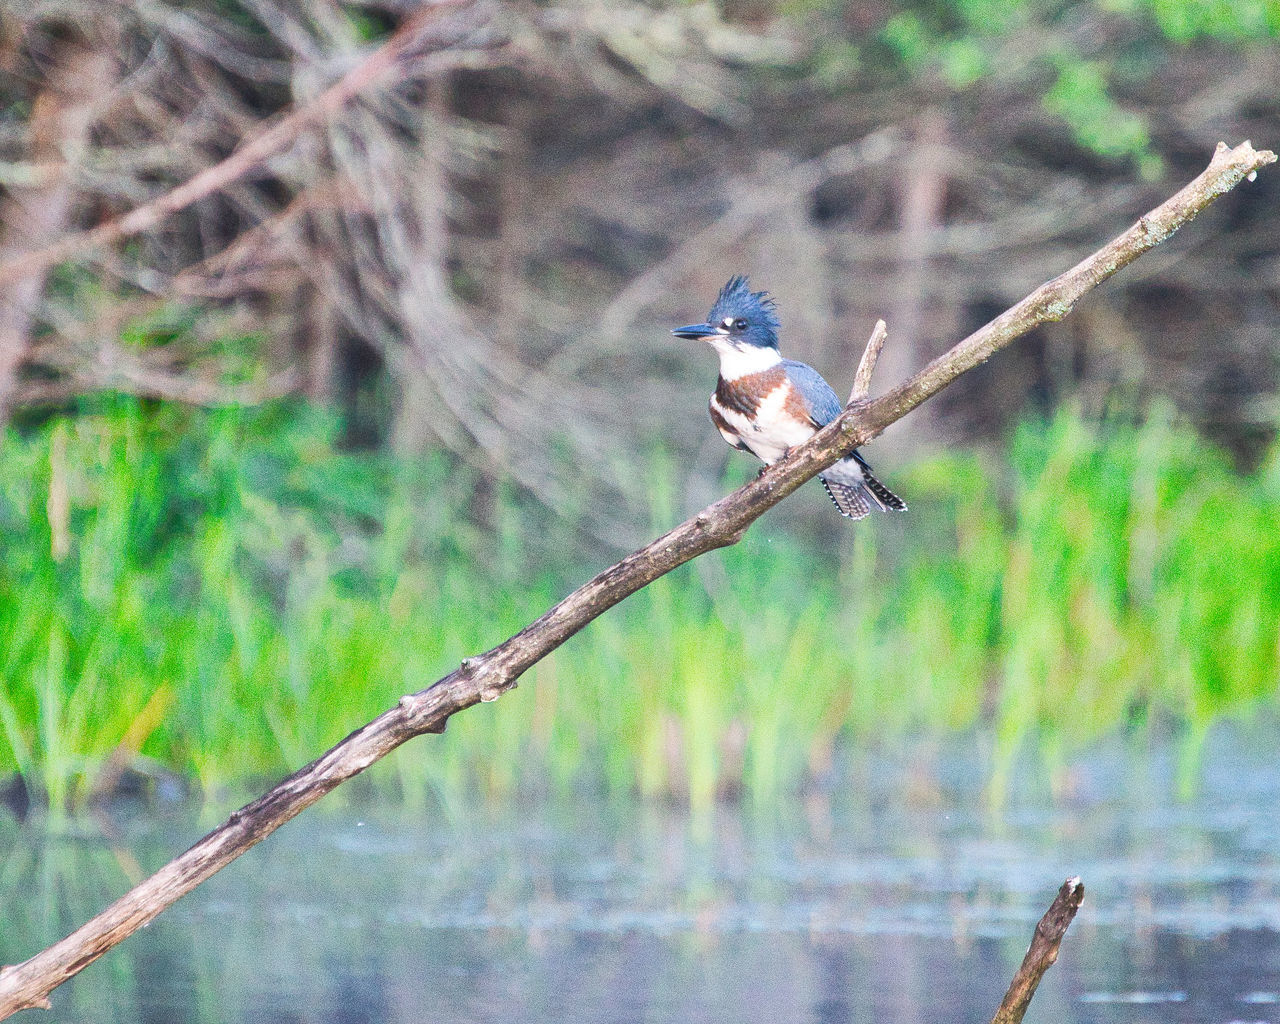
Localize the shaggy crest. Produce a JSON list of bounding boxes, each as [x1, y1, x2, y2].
[[706, 276, 780, 347]]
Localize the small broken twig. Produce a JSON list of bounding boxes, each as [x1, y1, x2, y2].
[[991, 877, 1085, 1024], [849, 318, 888, 402]]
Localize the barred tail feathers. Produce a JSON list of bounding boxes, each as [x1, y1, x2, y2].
[[820, 477, 874, 520], [820, 453, 906, 520]]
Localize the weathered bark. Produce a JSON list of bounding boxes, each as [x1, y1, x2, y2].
[[991, 878, 1086, 1024], [0, 140, 1272, 1019]]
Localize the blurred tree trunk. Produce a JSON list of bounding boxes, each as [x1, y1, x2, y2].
[[300, 283, 341, 402], [391, 79, 458, 454], [882, 109, 950, 447], [0, 32, 114, 423]]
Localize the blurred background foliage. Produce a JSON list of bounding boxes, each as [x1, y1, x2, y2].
[[0, 0, 1276, 811]]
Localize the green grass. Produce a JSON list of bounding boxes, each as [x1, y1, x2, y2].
[[1, 396, 1277, 812]]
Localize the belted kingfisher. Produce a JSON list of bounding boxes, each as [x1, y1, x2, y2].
[[673, 276, 906, 521]]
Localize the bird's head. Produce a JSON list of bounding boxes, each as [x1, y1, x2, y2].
[[672, 276, 780, 351]]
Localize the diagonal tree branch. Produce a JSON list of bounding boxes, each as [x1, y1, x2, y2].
[[0, 140, 1273, 1019]]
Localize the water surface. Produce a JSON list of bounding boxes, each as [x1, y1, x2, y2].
[[5, 726, 1280, 1023]]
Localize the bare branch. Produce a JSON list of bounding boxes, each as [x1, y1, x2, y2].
[[991, 877, 1085, 1024], [0, 0, 477, 293], [0, 140, 1272, 1019], [16, 367, 300, 408], [849, 318, 887, 402]]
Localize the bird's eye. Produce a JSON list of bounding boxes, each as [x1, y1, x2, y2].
[[732, 318, 748, 331]]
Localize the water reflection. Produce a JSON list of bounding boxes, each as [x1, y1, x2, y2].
[[5, 724, 1280, 1023]]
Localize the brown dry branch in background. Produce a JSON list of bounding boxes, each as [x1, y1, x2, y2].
[[0, 138, 1271, 1021]]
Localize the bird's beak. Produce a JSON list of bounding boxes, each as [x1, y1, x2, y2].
[[672, 323, 722, 340]]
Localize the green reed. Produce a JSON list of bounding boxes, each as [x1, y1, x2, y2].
[[1, 396, 1277, 811]]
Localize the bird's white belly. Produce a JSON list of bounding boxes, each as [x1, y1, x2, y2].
[[714, 381, 817, 464]]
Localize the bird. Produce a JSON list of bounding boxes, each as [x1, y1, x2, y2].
[[672, 276, 906, 521]]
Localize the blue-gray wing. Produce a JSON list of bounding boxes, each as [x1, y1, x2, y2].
[[781, 359, 841, 427]]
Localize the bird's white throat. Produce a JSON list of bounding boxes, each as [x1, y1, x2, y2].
[[713, 341, 783, 380]]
